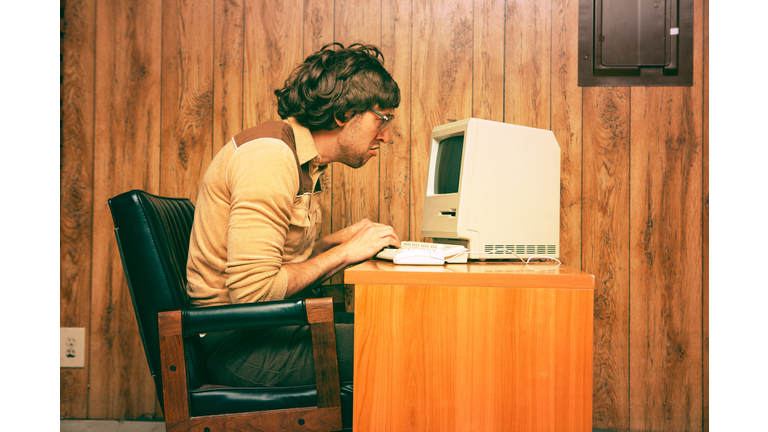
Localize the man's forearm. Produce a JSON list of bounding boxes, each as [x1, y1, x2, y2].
[[309, 231, 346, 258], [284, 220, 400, 298], [282, 246, 351, 298]]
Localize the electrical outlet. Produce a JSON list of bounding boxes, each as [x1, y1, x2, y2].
[[60, 327, 85, 368]]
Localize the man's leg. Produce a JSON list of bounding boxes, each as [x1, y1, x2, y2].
[[201, 323, 354, 387]]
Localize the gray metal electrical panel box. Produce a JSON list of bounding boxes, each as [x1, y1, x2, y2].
[[579, 0, 693, 86]]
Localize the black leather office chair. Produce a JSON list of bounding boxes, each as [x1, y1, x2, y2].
[[108, 190, 352, 431]]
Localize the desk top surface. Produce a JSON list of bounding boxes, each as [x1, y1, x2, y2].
[[344, 260, 594, 290]]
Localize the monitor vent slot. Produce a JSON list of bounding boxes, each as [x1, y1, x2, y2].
[[482, 245, 558, 256]]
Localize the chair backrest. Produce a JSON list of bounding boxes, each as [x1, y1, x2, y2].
[[108, 190, 206, 410]]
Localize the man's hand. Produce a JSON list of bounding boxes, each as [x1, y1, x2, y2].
[[312, 218, 399, 257], [283, 218, 400, 298], [335, 219, 401, 265]]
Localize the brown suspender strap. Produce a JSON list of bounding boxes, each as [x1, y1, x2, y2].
[[232, 121, 317, 195]]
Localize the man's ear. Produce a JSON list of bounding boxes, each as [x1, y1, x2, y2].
[[335, 111, 355, 128]]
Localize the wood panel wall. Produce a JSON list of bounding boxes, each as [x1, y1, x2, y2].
[[60, 0, 709, 429]]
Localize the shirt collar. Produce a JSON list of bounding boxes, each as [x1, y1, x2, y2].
[[285, 117, 323, 168]]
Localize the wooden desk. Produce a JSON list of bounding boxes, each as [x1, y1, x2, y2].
[[344, 260, 594, 432]]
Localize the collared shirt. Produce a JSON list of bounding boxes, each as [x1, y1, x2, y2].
[[186, 118, 326, 307]]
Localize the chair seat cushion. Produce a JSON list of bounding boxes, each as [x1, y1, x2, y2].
[[190, 382, 353, 428]]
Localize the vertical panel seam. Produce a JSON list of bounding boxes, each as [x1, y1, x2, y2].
[[302, 0, 306, 56], [579, 84, 585, 424], [627, 85, 632, 429], [331, 0, 336, 240], [502, 0, 506, 124], [409, 0, 413, 240], [240, 1, 244, 132], [378, 0, 383, 224], [704, 0, 707, 427], [159, 0, 165, 196], [87, 0, 97, 419], [211, 0, 216, 166], [471, 0, 474, 118]]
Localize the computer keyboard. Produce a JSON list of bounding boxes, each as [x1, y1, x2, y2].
[[376, 241, 468, 263]]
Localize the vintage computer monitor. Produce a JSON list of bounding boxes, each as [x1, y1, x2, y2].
[[421, 118, 561, 260]]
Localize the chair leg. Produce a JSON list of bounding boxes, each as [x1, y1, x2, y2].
[[306, 298, 342, 409], [158, 311, 189, 429]]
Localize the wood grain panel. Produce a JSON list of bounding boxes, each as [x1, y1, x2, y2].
[[582, 86, 630, 431], [629, 2, 705, 429], [551, 0, 582, 269], [243, 0, 303, 129], [629, 85, 703, 431], [160, 0, 214, 202], [90, 0, 163, 419], [213, 0, 244, 155], [330, 0, 382, 284], [60, 0, 95, 418], [303, 0, 335, 243], [304, 0, 334, 54], [505, 0, 551, 129], [332, 0, 383, 235], [473, 0, 504, 122], [380, 0, 412, 242], [410, 0, 473, 242], [702, 0, 709, 430]]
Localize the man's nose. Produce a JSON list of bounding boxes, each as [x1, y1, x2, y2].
[[376, 128, 391, 143]]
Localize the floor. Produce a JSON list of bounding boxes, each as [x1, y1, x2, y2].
[[60, 420, 165, 432], [60, 420, 621, 432]]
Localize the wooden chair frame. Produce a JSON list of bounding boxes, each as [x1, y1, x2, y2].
[[157, 297, 342, 432]]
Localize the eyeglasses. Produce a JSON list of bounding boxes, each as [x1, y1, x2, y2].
[[369, 108, 395, 131]]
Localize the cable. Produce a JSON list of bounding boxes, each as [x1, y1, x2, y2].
[[445, 248, 562, 270]]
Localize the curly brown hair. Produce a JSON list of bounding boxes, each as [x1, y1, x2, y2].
[[275, 43, 401, 131]]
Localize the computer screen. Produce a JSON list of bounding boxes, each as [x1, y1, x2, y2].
[[421, 118, 561, 260], [434, 135, 464, 195]]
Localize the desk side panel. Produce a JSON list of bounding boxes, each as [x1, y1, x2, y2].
[[354, 284, 593, 432]]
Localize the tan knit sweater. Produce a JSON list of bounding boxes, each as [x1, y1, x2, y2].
[[186, 118, 325, 307]]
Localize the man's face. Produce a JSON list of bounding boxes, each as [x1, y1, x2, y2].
[[336, 107, 393, 169]]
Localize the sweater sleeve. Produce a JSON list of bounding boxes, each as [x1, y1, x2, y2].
[[224, 139, 298, 303]]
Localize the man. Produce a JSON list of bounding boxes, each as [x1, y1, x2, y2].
[[186, 43, 401, 387]]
